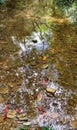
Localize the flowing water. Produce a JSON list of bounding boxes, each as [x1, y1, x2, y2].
[[0, 1, 77, 130]]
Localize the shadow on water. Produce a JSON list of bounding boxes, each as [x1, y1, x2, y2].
[[0, 1, 77, 130]]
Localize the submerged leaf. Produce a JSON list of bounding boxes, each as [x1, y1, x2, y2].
[[37, 92, 43, 102], [43, 56, 47, 61], [70, 120, 77, 129]]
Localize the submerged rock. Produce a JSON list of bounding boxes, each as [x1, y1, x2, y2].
[[70, 120, 77, 129], [46, 87, 56, 94], [7, 110, 16, 119], [17, 113, 27, 121], [0, 95, 4, 103], [0, 87, 9, 94], [60, 117, 67, 124], [23, 121, 31, 126], [0, 116, 3, 123], [18, 117, 28, 121]]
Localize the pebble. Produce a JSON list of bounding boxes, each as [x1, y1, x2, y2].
[[0, 116, 3, 123], [70, 120, 77, 129], [46, 87, 56, 94], [0, 95, 4, 103], [17, 113, 27, 118], [60, 117, 67, 124], [7, 110, 16, 119], [23, 121, 31, 126], [42, 64, 49, 69], [0, 87, 9, 94], [18, 117, 28, 121]]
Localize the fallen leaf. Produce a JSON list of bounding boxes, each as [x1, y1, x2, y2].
[[37, 92, 43, 102], [0, 116, 3, 122], [0, 87, 9, 94], [60, 117, 67, 124], [43, 56, 47, 61], [50, 48, 55, 53], [0, 62, 3, 65], [70, 120, 77, 129]]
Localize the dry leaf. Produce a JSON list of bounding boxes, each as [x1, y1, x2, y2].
[[37, 92, 43, 102], [70, 120, 77, 129], [43, 56, 47, 61]]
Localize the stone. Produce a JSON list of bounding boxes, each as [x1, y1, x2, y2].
[[0, 116, 3, 123], [46, 87, 56, 94], [0, 95, 4, 103], [23, 121, 31, 126], [7, 110, 16, 119], [0, 87, 9, 94], [37, 92, 43, 102], [42, 64, 49, 69], [17, 113, 27, 119], [18, 117, 28, 121], [70, 120, 77, 129], [60, 117, 67, 124]]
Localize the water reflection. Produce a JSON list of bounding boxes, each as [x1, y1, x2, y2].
[[0, 1, 77, 129], [11, 31, 50, 56]]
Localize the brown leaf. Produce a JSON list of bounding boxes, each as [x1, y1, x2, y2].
[[37, 92, 43, 102], [42, 56, 47, 61], [70, 120, 77, 129]]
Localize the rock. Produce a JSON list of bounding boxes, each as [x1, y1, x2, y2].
[[0, 116, 3, 123], [74, 115, 77, 120], [37, 92, 43, 102], [7, 110, 16, 119], [17, 113, 27, 119], [70, 120, 77, 129], [46, 87, 56, 94], [60, 117, 67, 124], [23, 121, 31, 126], [73, 93, 77, 99], [17, 121, 23, 124], [0, 95, 4, 103], [18, 117, 28, 121], [0, 87, 9, 94], [42, 64, 49, 69]]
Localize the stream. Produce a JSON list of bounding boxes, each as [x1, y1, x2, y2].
[[0, 1, 77, 130]]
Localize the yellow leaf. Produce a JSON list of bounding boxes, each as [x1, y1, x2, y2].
[[43, 56, 47, 61], [37, 92, 43, 102]]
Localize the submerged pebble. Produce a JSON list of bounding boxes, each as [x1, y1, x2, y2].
[[7, 110, 16, 119], [46, 87, 56, 94]]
